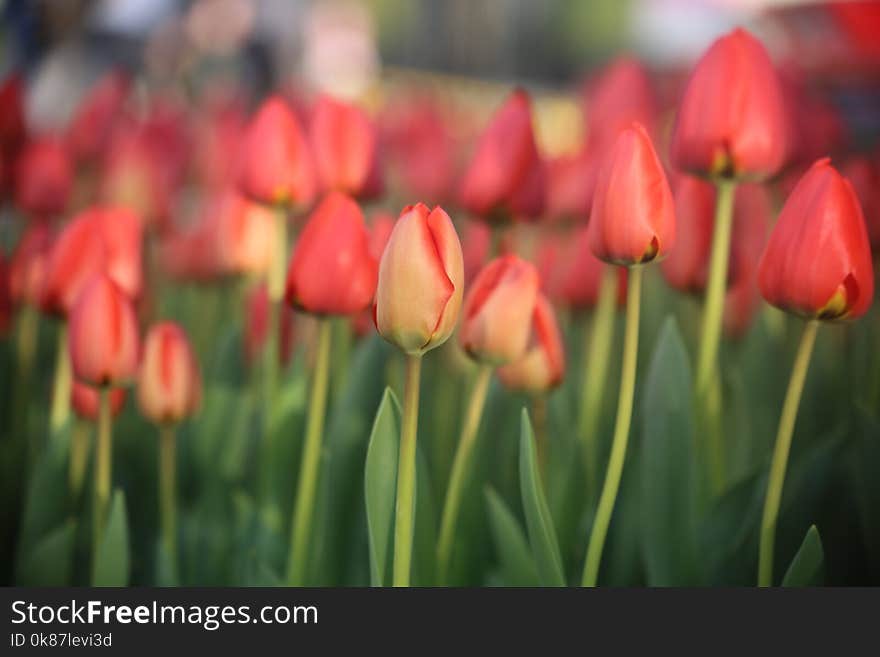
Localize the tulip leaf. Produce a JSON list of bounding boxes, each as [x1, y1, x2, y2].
[[92, 489, 130, 586], [640, 317, 700, 585], [518, 409, 565, 586], [485, 487, 540, 586], [782, 525, 824, 587], [364, 388, 401, 587], [16, 520, 77, 586]]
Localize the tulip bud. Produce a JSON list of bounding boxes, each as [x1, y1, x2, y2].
[[459, 255, 540, 365], [14, 137, 73, 217], [72, 381, 126, 421], [671, 28, 786, 180], [9, 223, 51, 306], [137, 322, 201, 425], [68, 274, 139, 386], [285, 192, 377, 315], [546, 150, 593, 222], [209, 189, 275, 276], [67, 71, 130, 163], [310, 94, 378, 197], [459, 89, 545, 221], [842, 156, 880, 250], [92, 206, 144, 300], [588, 123, 675, 266], [497, 295, 566, 393], [759, 159, 874, 320], [238, 96, 316, 209], [375, 203, 464, 354], [584, 57, 657, 154], [556, 226, 627, 310]]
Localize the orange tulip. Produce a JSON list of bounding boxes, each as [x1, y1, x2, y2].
[[137, 322, 201, 425], [310, 94, 378, 197], [497, 295, 565, 393]]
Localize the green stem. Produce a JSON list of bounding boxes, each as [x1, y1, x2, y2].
[[49, 322, 72, 435], [577, 266, 617, 503], [14, 304, 38, 463], [393, 354, 423, 587], [286, 318, 332, 586], [436, 364, 492, 584], [69, 420, 92, 499], [92, 387, 113, 579], [582, 265, 642, 587], [695, 179, 736, 493], [159, 424, 178, 579], [758, 319, 819, 587]]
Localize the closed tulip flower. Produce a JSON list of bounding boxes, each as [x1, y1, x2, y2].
[[40, 213, 107, 317], [285, 192, 377, 315], [584, 57, 657, 154], [67, 71, 130, 163], [460, 255, 540, 365], [9, 223, 51, 306], [375, 203, 464, 355], [310, 94, 377, 197], [137, 322, 201, 425], [238, 95, 316, 209], [588, 122, 675, 266], [671, 28, 786, 180], [92, 206, 144, 300], [758, 158, 874, 321], [558, 226, 627, 310], [842, 156, 880, 250], [68, 274, 139, 386], [209, 190, 275, 276], [72, 381, 126, 421], [15, 137, 73, 217], [497, 295, 565, 393]]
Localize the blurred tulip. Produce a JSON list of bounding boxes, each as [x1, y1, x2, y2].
[[588, 123, 675, 265], [584, 57, 657, 153], [68, 274, 139, 386], [137, 322, 201, 425], [555, 226, 627, 310], [459, 255, 539, 365], [92, 206, 144, 300], [461, 219, 492, 284], [842, 156, 880, 249], [72, 381, 126, 421], [545, 149, 593, 222], [285, 192, 376, 315], [375, 203, 464, 354], [368, 211, 395, 260], [9, 223, 51, 306], [661, 176, 716, 293], [14, 137, 73, 217], [100, 131, 171, 231], [238, 95, 316, 209], [310, 94, 378, 197], [67, 71, 130, 164], [193, 93, 245, 190], [459, 89, 545, 221], [671, 29, 786, 180], [210, 190, 276, 276], [0, 73, 26, 160], [497, 295, 565, 393], [244, 282, 295, 366], [759, 159, 873, 320]]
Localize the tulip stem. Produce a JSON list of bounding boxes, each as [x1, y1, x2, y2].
[[436, 364, 493, 584], [695, 178, 736, 494], [49, 322, 72, 436], [69, 419, 92, 499], [92, 386, 113, 581], [577, 266, 617, 503], [582, 265, 642, 587], [758, 319, 819, 587], [286, 318, 332, 586], [159, 424, 178, 580], [393, 353, 423, 587], [14, 304, 39, 464]]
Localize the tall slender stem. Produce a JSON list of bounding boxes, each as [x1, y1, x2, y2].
[[582, 265, 642, 587], [49, 322, 72, 435], [393, 354, 423, 587], [577, 266, 617, 502], [758, 319, 819, 587], [261, 205, 289, 502], [286, 318, 332, 586], [92, 387, 113, 578], [159, 424, 178, 579], [436, 364, 492, 584], [695, 179, 737, 492]]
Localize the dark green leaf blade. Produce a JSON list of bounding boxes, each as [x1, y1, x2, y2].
[[92, 489, 130, 586], [485, 487, 540, 586], [16, 520, 77, 586], [782, 525, 824, 587]]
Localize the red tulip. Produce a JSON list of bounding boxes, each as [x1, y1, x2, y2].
[[285, 192, 377, 315], [671, 28, 786, 180], [588, 123, 675, 265], [9, 223, 51, 306], [208, 189, 275, 276], [14, 137, 73, 217], [310, 94, 377, 197], [459, 89, 545, 221], [758, 158, 874, 320], [0, 74, 26, 158], [137, 322, 201, 425], [546, 149, 593, 222], [583, 57, 656, 153], [244, 283, 295, 365], [368, 211, 395, 260], [68, 274, 139, 386], [554, 226, 627, 310], [661, 176, 717, 293], [459, 255, 540, 365], [72, 381, 127, 420], [842, 156, 880, 250], [237, 95, 316, 209], [375, 203, 464, 354], [461, 219, 492, 285], [92, 206, 144, 300], [497, 295, 565, 393], [193, 92, 245, 190], [67, 70, 130, 163]]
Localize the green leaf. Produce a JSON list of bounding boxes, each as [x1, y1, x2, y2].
[[92, 490, 130, 586], [485, 487, 540, 586], [16, 520, 77, 586], [364, 388, 401, 587], [782, 525, 824, 586], [640, 317, 700, 585], [17, 426, 71, 557], [518, 409, 565, 586]]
